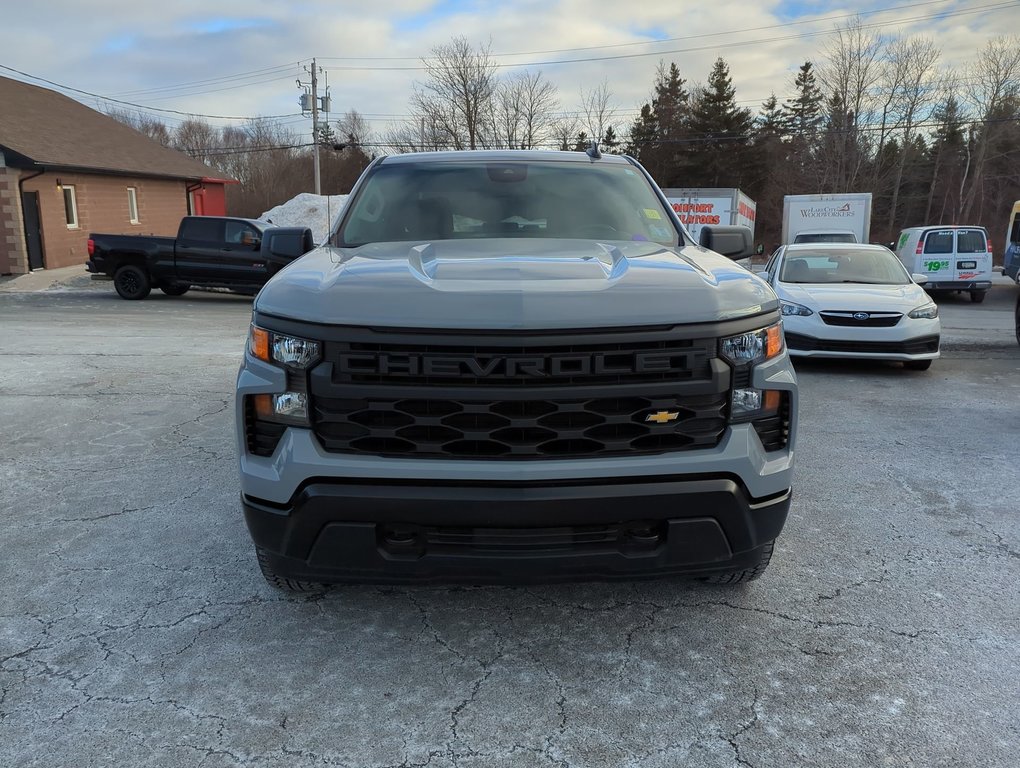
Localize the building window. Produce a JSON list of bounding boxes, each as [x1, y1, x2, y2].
[[127, 187, 139, 224], [62, 185, 78, 229]]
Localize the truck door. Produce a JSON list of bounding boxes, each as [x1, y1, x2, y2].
[[917, 229, 954, 287], [175, 217, 226, 282], [953, 228, 992, 283], [220, 220, 268, 284]]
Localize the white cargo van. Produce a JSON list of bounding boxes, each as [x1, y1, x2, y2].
[[894, 225, 993, 303]]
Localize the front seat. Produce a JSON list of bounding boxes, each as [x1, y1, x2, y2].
[[784, 258, 812, 283]]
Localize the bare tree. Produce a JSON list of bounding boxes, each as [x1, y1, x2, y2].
[[817, 18, 886, 190], [104, 108, 173, 147], [579, 79, 616, 145], [335, 109, 372, 150], [411, 36, 498, 150], [959, 35, 1020, 220], [884, 37, 942, 231], [490, 70, 559, 149]]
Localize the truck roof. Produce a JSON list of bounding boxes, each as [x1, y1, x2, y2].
[[377, 149, 635, 166]]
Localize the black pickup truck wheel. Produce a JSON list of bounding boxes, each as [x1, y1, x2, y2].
[[256, 547, 324, 593], [699, 541, 774, 584], [113, 265, 151, 300], [159, 283, 190, 296]]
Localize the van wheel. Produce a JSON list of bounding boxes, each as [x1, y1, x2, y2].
[[699, 541, 773, 585], [970, 290, 986, 303], [113, 264, 151, 300], [160, 283, 190, 296], [905, 359, 933, 371], [255, 547, 325, 593]]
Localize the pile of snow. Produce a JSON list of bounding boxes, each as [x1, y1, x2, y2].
[[259, 193, 349, 244]]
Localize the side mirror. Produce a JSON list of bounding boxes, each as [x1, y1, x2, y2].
[[911, 273, 928, 285], [699, 225, 754, 259]]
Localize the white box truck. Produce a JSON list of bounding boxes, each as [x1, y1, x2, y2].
[[663, 188, 756, 244], [782, 193, 872, 245]]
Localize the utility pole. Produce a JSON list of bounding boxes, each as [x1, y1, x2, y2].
[[298, 60, 323, 194], [309, 59, 321, 194]]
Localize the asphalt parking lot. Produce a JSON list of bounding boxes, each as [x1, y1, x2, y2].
[[1, 279, 1018, 767]]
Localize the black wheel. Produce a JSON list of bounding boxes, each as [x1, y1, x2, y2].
[[256, 547, 324, 593], [113, 264, 151, 300], [160, 283, 190, 296], [699, 541, 774, 585], [1014, 295, 1020, 347], [905, 359, 933, 371], [970, 290, 986, 303]]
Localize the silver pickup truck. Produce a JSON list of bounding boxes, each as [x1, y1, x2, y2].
[[235, 149, 797, 589]]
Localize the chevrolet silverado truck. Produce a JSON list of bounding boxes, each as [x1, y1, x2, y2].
[[236, 149, 797, 590], [87, 216, 314, 300]]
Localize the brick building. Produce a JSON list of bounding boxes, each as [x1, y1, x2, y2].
[[0, 75, 234, 274]]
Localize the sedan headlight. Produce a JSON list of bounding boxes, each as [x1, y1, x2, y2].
[[908, 303, 939, 319], [249, 325, 321, 369], [781, 300, 813, 317], [719, 322, 785, 365]]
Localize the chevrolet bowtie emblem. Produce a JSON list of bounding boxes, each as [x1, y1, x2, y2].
[[645, 411, 679, 424]]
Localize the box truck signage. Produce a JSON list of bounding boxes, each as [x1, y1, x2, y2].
[[663, 189, 756, 242]]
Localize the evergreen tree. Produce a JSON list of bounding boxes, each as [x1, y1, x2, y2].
[[781, 62, 824, 137], [626, 62, 689, 185], [602, 125, 620, 152], [685, 58, 753, 187]]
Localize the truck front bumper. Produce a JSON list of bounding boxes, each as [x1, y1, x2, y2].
[[244, 477, 790, 583]]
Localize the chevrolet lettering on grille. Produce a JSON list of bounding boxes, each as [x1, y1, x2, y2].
[[337, 351, 703, 379]]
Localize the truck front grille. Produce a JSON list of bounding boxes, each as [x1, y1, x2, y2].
[[313, 393, 728, 458], [305, 326, 731, 460]]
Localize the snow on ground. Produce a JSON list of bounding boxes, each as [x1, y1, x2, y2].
[[259, 193, 349, 244]]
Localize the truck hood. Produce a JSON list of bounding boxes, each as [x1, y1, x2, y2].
[[255, 239, 778, 329]]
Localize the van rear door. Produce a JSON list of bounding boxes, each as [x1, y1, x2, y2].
[[918, 229, 954, 284], [954, 228, 992, 283]]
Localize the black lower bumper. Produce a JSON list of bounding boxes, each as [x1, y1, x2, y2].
[[243, 476, 791, 584]]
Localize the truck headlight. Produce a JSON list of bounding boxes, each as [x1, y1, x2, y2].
[[249, 325, 321, 369], [781, 301, 813, 317], [908, 303, 938, 319], [252, 392, 309, 424], [719, 322, 784, 365]]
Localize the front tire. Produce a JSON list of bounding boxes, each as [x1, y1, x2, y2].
[[159, 283, 190, 296], [905, 359, 933, 371], [699, 541, 774, 585], [970, 290, 986, 304], [256, 547, 324, 593], [113, 264, 151, 300]]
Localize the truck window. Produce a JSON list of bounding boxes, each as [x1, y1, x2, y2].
[[922, 231, 954, 254], [956, 230, 986, 253], [180, 218, 224, 242], [226, 221, 260, 245]]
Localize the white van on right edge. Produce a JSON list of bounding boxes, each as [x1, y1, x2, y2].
[[894, 225, 993, 303]]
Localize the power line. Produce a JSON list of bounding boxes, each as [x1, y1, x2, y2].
[[319, 2, 1016, 72], [317, 0, 955, 61], [0, 63, 301, 121], [111, 61, 308, 97]]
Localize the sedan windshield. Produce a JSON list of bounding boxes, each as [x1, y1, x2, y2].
[[779, 248, 910, 285], [334, 159, 681, 247]]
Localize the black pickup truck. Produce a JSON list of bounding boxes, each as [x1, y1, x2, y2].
[[87, 216, 314, 300]]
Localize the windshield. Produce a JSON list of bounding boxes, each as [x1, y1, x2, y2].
[[333, 159, 681, 247], [779, 248, 911, 285]]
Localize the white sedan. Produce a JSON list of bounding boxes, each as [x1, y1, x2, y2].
[[761, 243, 940, 370]]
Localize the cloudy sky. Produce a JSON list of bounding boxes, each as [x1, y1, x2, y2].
[[2, 0, 1015, 145]]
